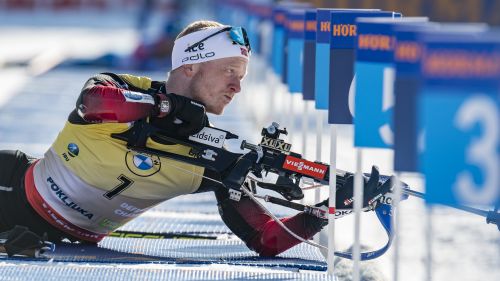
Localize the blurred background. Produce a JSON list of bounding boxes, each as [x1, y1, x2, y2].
[[301, 0, 500, 24], [2, 0, 500, 23], [1, 0, 499, 72]]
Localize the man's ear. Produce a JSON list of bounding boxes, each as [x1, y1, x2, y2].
[[181, 64, 198, 78]]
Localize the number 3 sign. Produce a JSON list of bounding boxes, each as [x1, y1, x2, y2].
[[419, 34, 500, 207], [454, 96, 498, 205]]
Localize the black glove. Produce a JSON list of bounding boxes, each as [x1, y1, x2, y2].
[[151, 93, 208, 137], [0, 225, 54, 257], [313, 166, 395, 223], [335, 166, 395, 210]]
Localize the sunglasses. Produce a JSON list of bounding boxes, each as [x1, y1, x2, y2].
[[184, 26, 252, 53]]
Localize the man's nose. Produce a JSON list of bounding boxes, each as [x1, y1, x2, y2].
[[228, 78, 241, 93]]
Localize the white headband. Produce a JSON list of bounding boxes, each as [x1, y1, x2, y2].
[[171, 26, 251, 70]]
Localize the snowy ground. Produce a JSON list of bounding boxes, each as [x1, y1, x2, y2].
[[0, 8, 499, 281]]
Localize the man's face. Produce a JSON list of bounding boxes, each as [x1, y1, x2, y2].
[[188, 57, 248, 115]]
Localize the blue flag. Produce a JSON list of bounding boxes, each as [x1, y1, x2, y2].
[[314, 8, 381, 110], [393, 25, 433, 172], [271, 7, 286, 76], [328, 11, 401, 125], [418, 32, 500, 208], [392, 23, 487, 172], [354, 18, 428, 148], [302, 9, 316, 101], [286, 9, 306, 93]]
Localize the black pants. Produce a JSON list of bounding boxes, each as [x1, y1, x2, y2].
[[0, 150, 76, 242]]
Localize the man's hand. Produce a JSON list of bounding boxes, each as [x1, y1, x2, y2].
[[335, 166, 394, 210], [313, 166, 396, 222], [151, 93, 208, 137]]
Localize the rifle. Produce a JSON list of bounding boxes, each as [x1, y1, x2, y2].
[[110, 120, 401, 260], [111, 120, 396, 220]]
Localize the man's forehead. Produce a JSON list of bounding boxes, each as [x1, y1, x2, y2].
[[207, 57, 248, 68]]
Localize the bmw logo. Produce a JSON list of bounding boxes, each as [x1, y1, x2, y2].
[[67, 143, 79, 157], [125, 151, 161, 177], [133, 154, 153, 170]]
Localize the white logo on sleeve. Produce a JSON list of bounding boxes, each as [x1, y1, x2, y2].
[[123, 91, 155, 104], [189, 127, 227, 148]]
